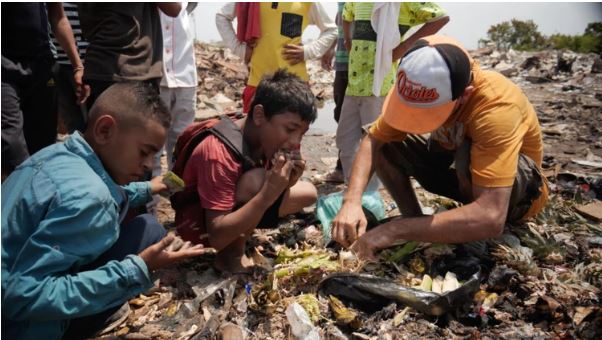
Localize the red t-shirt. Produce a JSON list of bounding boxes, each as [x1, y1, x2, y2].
[[179, 135, 244, 239], [183, 134, 243, 211]]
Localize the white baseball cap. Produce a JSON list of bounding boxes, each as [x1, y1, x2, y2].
[[382, 35, 473, 134]]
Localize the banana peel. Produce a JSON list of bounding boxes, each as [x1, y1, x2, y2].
[[274, 252, 340, 278], [329, 295, 361, 330]]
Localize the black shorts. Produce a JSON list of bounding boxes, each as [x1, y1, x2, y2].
[[257, 191, 286, 228]]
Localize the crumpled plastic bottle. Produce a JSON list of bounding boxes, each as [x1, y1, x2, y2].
[[285, 302, 320, 340]]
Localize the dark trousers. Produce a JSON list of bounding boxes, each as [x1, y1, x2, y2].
[[333, 70, 348, 171], [62, 214, 166, 340], [1, 56, 56, 176], [378, 134, 544, 222]]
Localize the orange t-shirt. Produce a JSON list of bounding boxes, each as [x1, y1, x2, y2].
[[369, 61, 548, 218]]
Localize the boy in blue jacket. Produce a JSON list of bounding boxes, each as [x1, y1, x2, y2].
[[1, 82, 209, 339]]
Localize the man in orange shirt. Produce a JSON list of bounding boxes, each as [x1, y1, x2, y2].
[[331, 35, 548, 260]]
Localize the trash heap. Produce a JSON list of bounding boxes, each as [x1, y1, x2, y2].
[[100, 45, 601, 339], [99, 182, 600, 339], [193, 42, 335, 121]]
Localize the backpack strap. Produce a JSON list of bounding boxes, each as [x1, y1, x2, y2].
[[209, 116, 255, 171], [170, 114, 253, 210]]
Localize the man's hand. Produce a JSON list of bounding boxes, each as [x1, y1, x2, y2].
[[282, 44, 305, 66], [244, 45, 254, 64], [344, 39, 352, 53], [73, 69, 90, 105], [139, 234, 213, 272], [320, 47, 335, 71], [331, 201, 367, 248], [350, 223, 397, 261]]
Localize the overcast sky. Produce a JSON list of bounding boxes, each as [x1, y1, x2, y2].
[[190, 2, 602, 50]]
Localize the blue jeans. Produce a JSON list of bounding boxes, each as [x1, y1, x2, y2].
[[62, 214, 166, 340]]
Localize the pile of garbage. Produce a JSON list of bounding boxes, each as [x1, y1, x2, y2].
[[99, 173, 600, 339], [97, 45, 601, 339], [471, 46, 602, 177], [193, 42, 334, 121]]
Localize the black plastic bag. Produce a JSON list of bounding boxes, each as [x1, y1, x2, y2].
[[318, 269, 480, 316]]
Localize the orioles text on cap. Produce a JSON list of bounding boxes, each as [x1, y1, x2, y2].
[[396, 70, 440, 104]]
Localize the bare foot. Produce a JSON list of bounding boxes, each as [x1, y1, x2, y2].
[[213, 253, 254, 274]]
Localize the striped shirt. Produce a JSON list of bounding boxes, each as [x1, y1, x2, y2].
[[334, 2, 349, 72], [50, 2, 88, 65]]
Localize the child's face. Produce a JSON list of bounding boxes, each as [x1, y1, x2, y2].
[[100, 119, 166, 185], [258, 111, 309, 160]]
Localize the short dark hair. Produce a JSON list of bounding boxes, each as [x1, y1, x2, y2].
[[249, 69, 317, 123], [88, 81, 171, 130]]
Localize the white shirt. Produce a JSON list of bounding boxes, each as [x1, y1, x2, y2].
[[160, 3, 198, 88]]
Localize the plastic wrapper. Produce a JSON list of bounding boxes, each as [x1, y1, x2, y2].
[[318, 269, 480, 316]]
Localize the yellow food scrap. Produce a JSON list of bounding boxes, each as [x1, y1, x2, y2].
[[442, 272, 460, 293], [329, 295, 361, 330], [420, 274, 433, 292], [162, 171, 185, 196], [432, 275, 444, 294]]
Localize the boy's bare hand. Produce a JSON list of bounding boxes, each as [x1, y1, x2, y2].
[[288, 150, 305, 187], [139, 234, 214, 272], [282, 44, 304, 66], [263, 153, 293, 200], [150, 176, 169, 195]]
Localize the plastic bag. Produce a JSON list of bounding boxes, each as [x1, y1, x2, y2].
[[316, 190, 386, 244]]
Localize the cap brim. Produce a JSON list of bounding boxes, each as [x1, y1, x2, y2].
[[382, 87, 456, 135]]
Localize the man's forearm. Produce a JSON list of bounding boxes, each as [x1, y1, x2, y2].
[[343, 135, 377, 204], [215, 3, 247, 60], [47, 4, 82, 69], [392, 16, 450, 61], [343, 20, 352, 46], [371, 200, 503, 246]]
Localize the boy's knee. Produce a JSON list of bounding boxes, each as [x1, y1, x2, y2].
[[235, 168, 266, 204], [293, 181, 318, 208]]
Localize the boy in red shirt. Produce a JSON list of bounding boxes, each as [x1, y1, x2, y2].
[[178, 70, 317, 273]]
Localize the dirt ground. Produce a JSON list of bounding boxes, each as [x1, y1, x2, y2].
[[97, 45, 601, 340]]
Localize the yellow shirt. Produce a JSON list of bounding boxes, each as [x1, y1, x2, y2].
[[370, 61, 548, 218], [248, 2, 311, 87]]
